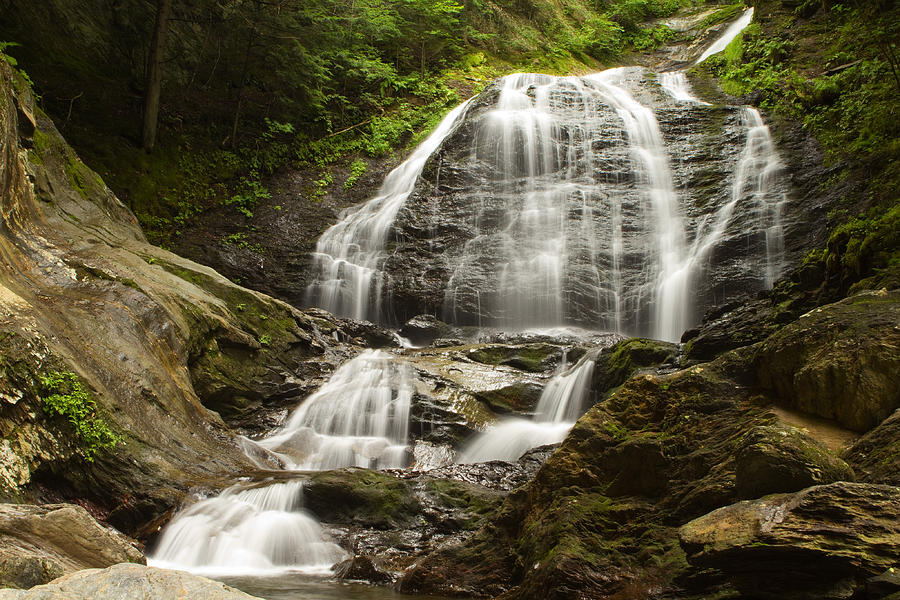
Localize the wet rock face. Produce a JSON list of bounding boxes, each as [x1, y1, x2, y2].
[[373, 70, 803, 338], [679, 482, 900, 599], [0, 503, 143, 589]]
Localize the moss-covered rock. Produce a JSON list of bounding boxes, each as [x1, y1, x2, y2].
[[679, 482, 900, 599], [843, 408, 900, 486], [733, 425, 854, 498], [754, 289, 900, 432], [466, 343, 564, 373], [303, 469, 420, 529], [591, 337, 680, 397]]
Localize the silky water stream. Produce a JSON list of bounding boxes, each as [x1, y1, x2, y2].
[[151, 9, 785, 598]]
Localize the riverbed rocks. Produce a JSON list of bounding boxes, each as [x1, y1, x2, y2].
[[399, 326, 892, 599], [0, 503, 143, 589], [0, 563, 261, 600], [679, 482, 900, 599]]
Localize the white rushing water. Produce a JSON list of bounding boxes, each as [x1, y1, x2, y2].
[[259, 350, 414, 470], [659, 71, 710, 105], [306, 100, 473, 322], [694, 7, 755, 66], [458, 354, 595, 463], [150, 480, 346, 576]]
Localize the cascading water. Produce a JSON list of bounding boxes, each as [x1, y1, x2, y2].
[[259, 349, 414, 470], [659, 71, 710, 105], [154, 10, 789, 595], [149, 480, 346, 576], [306, 7, 783, 343], [458, 354, 595, 463], [306, 100, 473, 322], [693, 8, 755, 66]]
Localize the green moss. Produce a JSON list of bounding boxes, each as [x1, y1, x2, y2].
[[304, 468, 420, 529], [467, 344, 560, 372], [39, 371, 120, 462]]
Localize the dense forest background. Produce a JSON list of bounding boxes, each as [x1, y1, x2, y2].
[[0, 0, 897, 295]]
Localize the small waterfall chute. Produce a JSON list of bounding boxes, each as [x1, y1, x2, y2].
[[693, 8, 755, 66], [149, 480, 347, 576], [458, 353, 595, 463], [258, 349, 414, 470], [306, 100, 474, 322]]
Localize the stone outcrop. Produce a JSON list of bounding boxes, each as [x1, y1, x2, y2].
[[0, 563, 260, 599], [0, 503, 143, 589], [399, 346, 865, 599], [755, 289, 900, 432], [679, 482, 900, 599]]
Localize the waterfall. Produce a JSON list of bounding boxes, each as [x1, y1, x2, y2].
[[458, 354, 595, 463], [149, 480, 346, 576], [258, 350, 414, 470], [306, 100, 473, 322], [694, 8, 755, 66], [659, 71, 710, 105]]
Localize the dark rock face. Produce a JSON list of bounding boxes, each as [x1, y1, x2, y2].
[[679, 482, 900, 599], [0, 503, 143, 589], [365, 69, 808, 340]]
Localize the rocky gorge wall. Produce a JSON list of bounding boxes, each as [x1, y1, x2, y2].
[[0, 60, 380, 534]]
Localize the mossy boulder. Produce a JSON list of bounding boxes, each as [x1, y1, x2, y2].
[[734, 425, 855, 498], [592, 337, 679, 397], [474, 382, 544, 414], [843, 408, 900, 486], [679, 482, 900, 599], [754, 289, 900, 432], [303, 469, 420, 529], [466, 344, 563, 372]]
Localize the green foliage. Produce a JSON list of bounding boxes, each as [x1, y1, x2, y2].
[[258, 334, 271, 347], [344, 159, 368, 190], [226, 176, 270, 218], [0, 41, 35, 89], [39, 371, 120, 462]]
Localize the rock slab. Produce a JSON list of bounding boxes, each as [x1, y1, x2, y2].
[[0, 503, 143, 589], [0, 563, 260, 599], [679, 482, 900, 599]]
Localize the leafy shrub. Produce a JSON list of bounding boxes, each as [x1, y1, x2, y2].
[[40, 371, 120, 462]]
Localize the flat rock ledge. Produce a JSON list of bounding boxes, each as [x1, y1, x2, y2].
[[0, 563, 261, 600], [679, 482, 900, 599], [0, 503, 143, 589]]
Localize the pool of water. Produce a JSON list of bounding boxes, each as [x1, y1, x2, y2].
[[217, 574, 454, 600]]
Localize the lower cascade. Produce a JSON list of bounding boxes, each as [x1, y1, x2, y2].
[[258, 349, 414, 470], [458, 353, 596, 463], [149, 481, 346, 576]]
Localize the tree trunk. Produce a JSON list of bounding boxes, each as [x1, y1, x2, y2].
[[142, 0, 173, 152]]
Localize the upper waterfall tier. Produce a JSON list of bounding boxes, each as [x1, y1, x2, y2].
[[306, 67, 789, 342]]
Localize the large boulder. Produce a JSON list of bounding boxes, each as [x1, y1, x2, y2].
[[0, 503, 143, 589], [679, 482, 900, 599], [754, 289, 900, 432], [0, 563, 260, 599]]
